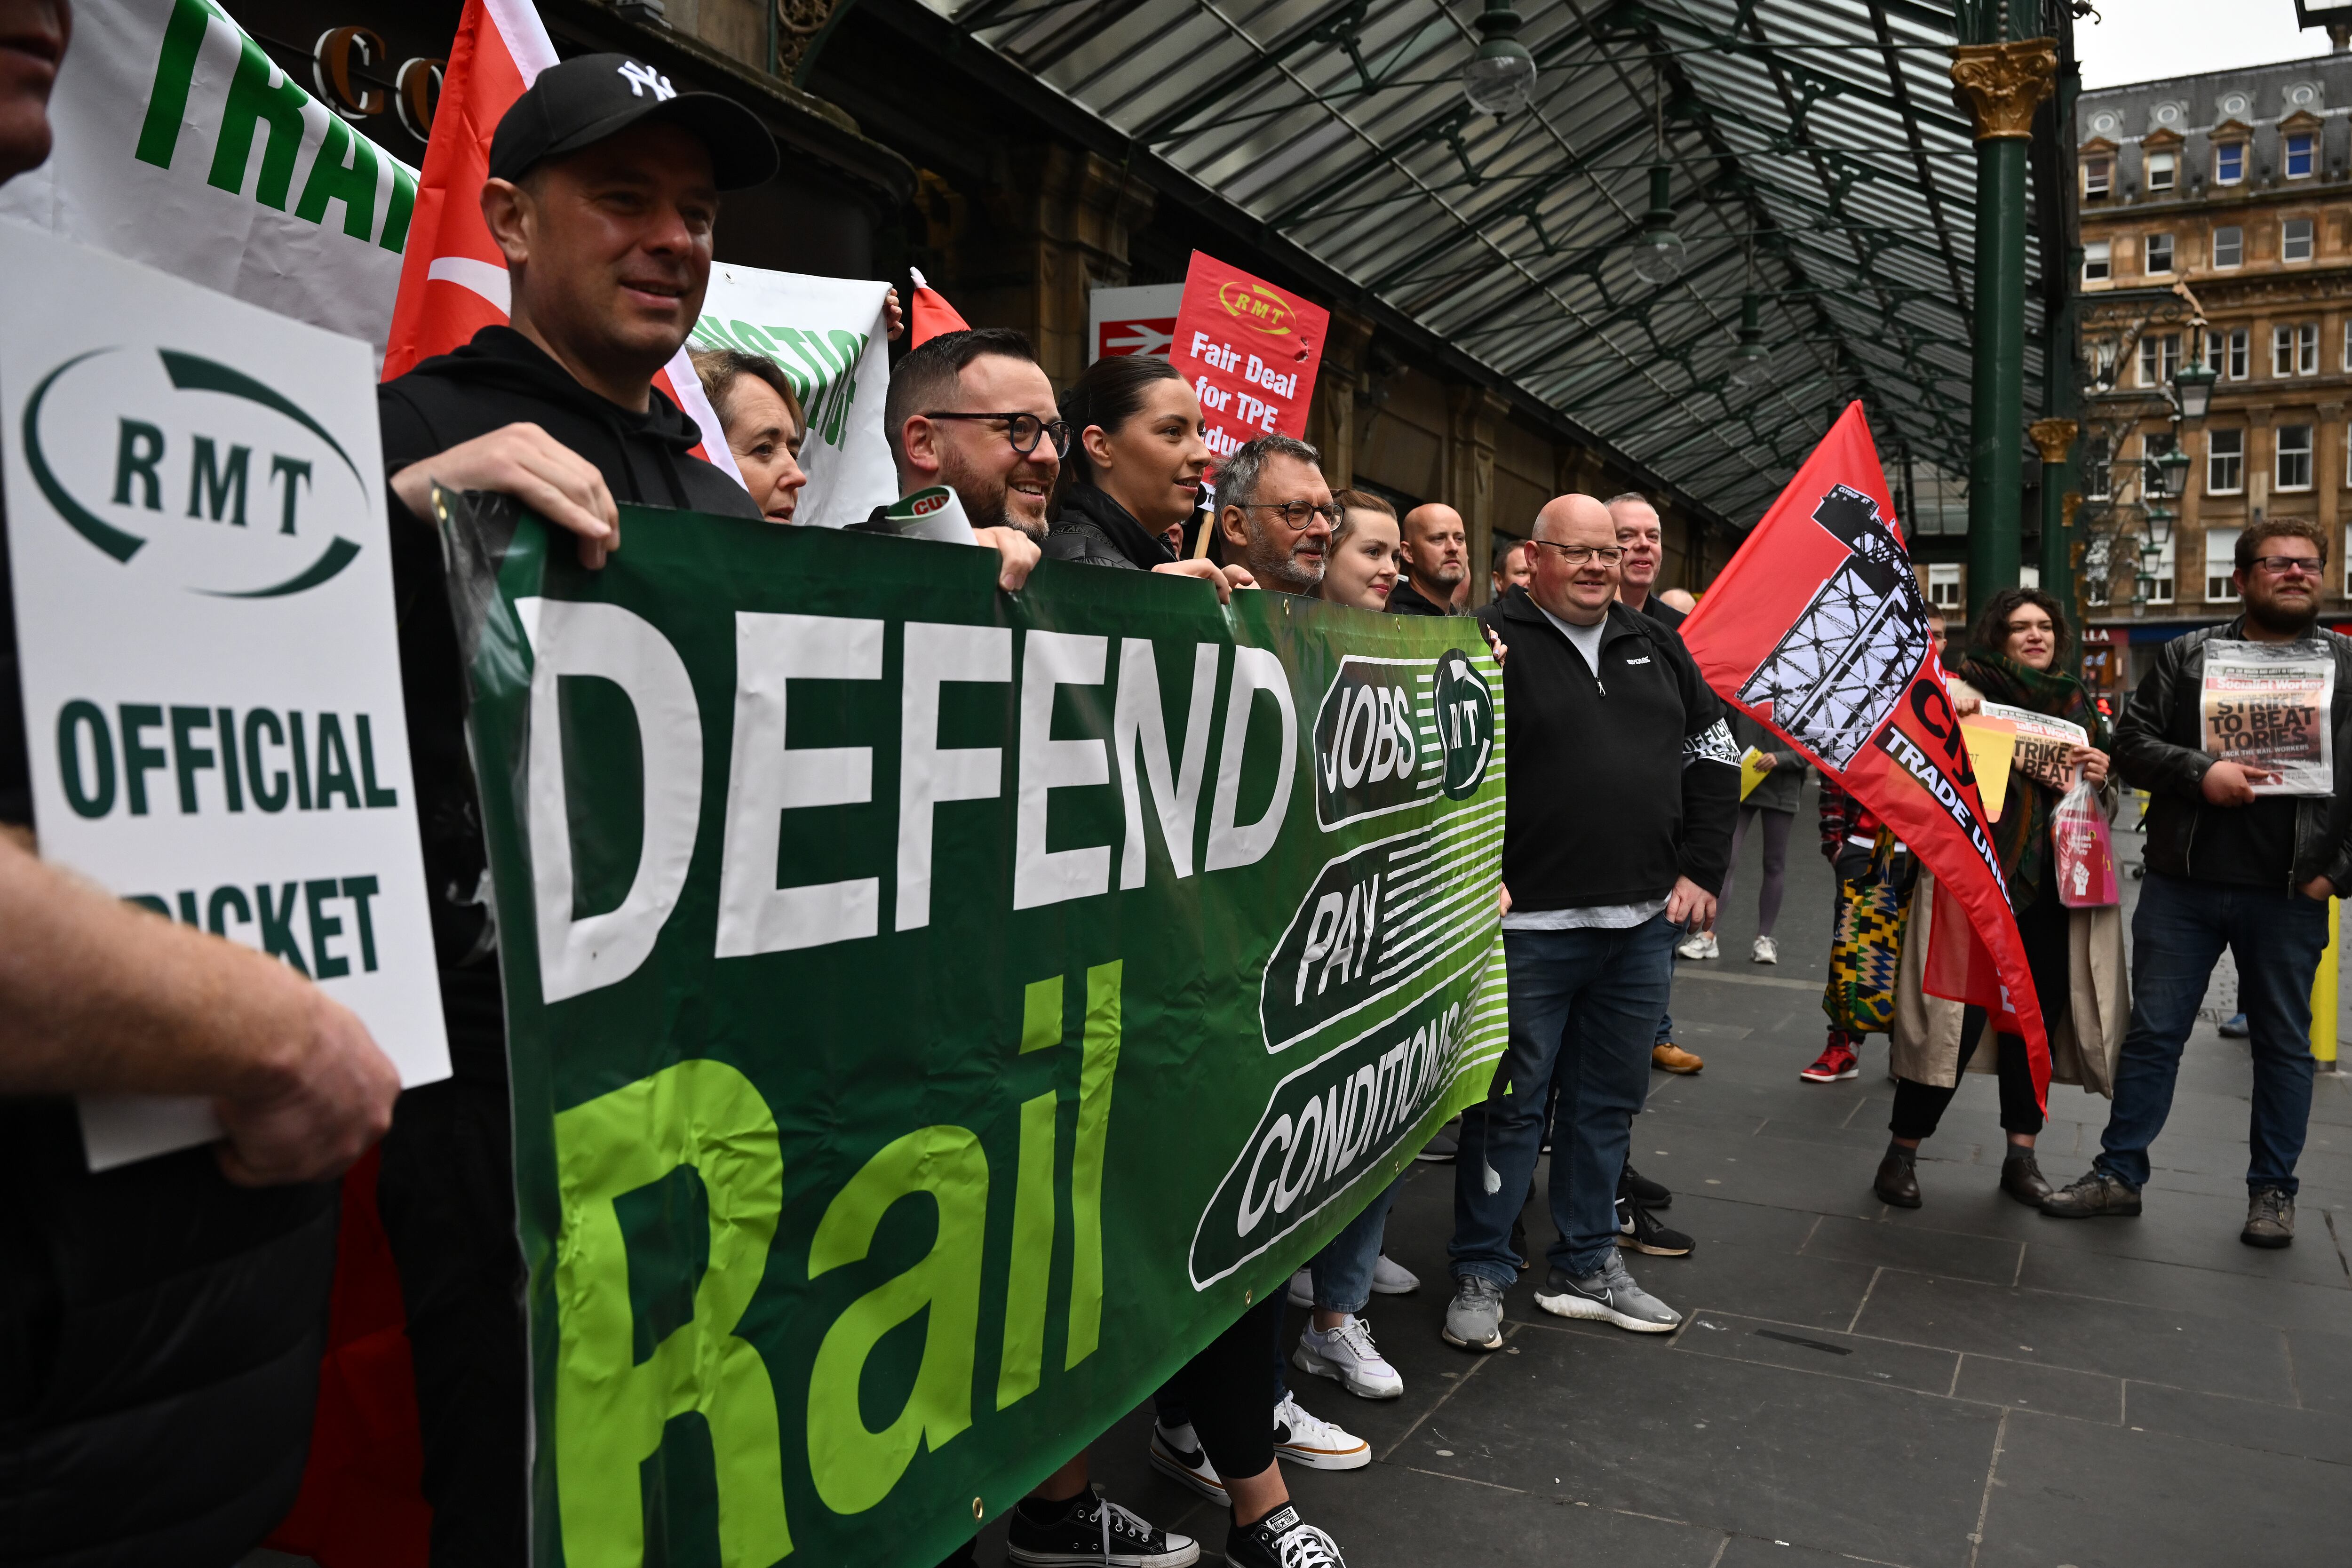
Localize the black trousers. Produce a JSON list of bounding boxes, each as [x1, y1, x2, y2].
[[375, 1076, 530, 1568], [1154, 1296, 1283, 1483], [1890, 887, 2068, 1141]]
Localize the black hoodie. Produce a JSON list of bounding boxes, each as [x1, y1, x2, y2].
[[378, 326, 759, 1076]]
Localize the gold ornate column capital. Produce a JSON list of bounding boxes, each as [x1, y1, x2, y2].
[[1950, 38, 2058, 142], [2027, 417, 2078, 466]]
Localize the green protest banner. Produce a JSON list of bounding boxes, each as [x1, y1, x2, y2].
[[446, 499, 1508, 1568]]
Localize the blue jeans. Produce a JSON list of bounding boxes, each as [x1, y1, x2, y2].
[[1306, 1174, 1404, 1315], [2096, 873, 2328, 1195], [1451, 915, 1678, 1281]]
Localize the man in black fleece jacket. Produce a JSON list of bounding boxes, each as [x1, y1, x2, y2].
[[368, 56, 794, 1564], [1442, 495, 1740, 1352]]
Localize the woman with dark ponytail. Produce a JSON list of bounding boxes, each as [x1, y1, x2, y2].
[[1045, 354, 1253, 597]]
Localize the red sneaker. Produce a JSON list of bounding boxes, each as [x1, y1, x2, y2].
[[1800, 1043, 1859, 1082]]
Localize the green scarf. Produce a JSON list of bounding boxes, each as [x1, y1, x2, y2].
[[1960, 650, 2108, 909]]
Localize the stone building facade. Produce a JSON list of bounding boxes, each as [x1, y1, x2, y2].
[[2076, 49, 2352, 677]]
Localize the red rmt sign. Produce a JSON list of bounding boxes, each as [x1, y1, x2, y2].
[[1170, 251, 1330, 467]]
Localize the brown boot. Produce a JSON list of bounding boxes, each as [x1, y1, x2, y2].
[[2000, 1152, 2053, 1208], [1652, 1042, 1704, 1074], [1874, 1148, 1922, 1208]]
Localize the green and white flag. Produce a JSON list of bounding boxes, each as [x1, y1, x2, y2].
[[692, 265, 897, 530], [0, 0, 417, 349], [449, 501, 1508, 1567]]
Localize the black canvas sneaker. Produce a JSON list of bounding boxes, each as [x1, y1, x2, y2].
[[1226, 1504, 1347, 1568], [1005, 1489, 1199, 1568]]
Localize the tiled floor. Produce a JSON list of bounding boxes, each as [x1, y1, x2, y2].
[[1045, 800, 2352, 1568]]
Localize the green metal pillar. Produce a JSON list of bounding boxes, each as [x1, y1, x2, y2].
[[2029, 418, 2077, 607], [1951, 37, 2057, 622]]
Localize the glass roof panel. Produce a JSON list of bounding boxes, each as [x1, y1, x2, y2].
[[922, 0, 2065, 524]]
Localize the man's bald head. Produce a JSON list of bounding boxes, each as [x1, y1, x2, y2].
[[1533, 493, 1613, 542], [1399, 502, 1467, 594]]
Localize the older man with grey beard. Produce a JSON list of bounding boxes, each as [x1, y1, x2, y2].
[[1214, 434, 1337, 594]]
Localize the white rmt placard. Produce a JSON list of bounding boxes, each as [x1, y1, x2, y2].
[[0, 220, 449, 1169]]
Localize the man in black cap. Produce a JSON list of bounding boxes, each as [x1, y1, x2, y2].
[[371, 55, 905, 1565]]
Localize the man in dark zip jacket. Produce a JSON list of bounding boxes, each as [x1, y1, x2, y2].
[[1440, 495, 1739, 1353], [2043, 518, 2352, 1248], [370, 56, 781, 1563]]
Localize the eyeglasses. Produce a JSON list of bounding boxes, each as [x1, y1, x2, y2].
[[1244, 501, 1344, 531], [922, 411, 1072, 458], [2249, 554, 2324, 577], [1531, 541, 1626, 566]]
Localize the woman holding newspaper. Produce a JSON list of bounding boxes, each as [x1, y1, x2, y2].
[[1877, 588, 2124, 1210]]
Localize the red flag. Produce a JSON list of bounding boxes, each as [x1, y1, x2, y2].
[[1923, 877, 2027, 1035], [381, 0, 739, 485], [1681, 403, 2050, 1105], [262, 1151, 429, 1566], [907, 265, 970, 345]]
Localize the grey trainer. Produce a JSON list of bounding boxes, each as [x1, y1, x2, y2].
[[1534, 1252, 1681, 1333], [1441, 1274, 1506, 1351], [2241, 1186, 2295, 1249], [2039, 1168, 2143, 1218]]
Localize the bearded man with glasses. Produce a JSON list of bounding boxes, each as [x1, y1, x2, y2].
[[2045, 517, 2352, 1250], [1212, 434, 1339, 594], [859, 327, 1058, 586]]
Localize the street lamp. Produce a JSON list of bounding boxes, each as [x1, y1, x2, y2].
[[2172, 358, 2217, 421], [1461, 0, 1538, 119], [2152, 440, 2190, 497]]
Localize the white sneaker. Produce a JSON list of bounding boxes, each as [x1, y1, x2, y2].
[[1147, 1419, 1225, 1502], [1752, 935, 1778, 964], [1271, 1392, 1371, 1469], [1292, 1316, 1405, 1400], [1370, 1254, 1419, 1294], [1287, 1268, 1314, 1308], [1675, 930, 1711, 960]]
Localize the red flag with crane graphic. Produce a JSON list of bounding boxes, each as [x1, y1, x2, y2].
[[1678, 403, 2050, 1103], [379, 0, 739, 484]]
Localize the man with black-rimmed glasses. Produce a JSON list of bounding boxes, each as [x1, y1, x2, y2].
[[1212, 434, 1337, 595], [862, 326, 1059, 580]]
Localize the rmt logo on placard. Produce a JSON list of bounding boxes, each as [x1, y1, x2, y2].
[[24, 346, 368, 598], [618, 61, 676, 100]]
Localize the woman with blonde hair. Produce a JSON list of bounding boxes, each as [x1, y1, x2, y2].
[[689, 348, 808, 524]]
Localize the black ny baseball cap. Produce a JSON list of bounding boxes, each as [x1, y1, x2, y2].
[[488, 53, 779, 190]]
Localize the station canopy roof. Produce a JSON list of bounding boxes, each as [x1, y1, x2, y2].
[[915, 0, 2058, 526]]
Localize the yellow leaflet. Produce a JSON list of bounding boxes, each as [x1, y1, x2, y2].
[[1960, 716, 2020, 821]]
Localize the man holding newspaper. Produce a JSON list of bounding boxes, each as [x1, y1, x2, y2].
[[2042, 518, 2352, 1249]]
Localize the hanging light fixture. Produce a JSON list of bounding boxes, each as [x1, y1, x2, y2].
[[1726, 292, 1771, 387], [1626, 70, 1684, 286], [1462, 0, 1538, 119]]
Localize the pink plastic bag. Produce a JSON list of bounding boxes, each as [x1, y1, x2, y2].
[[2052, 779, 2120, 908]]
